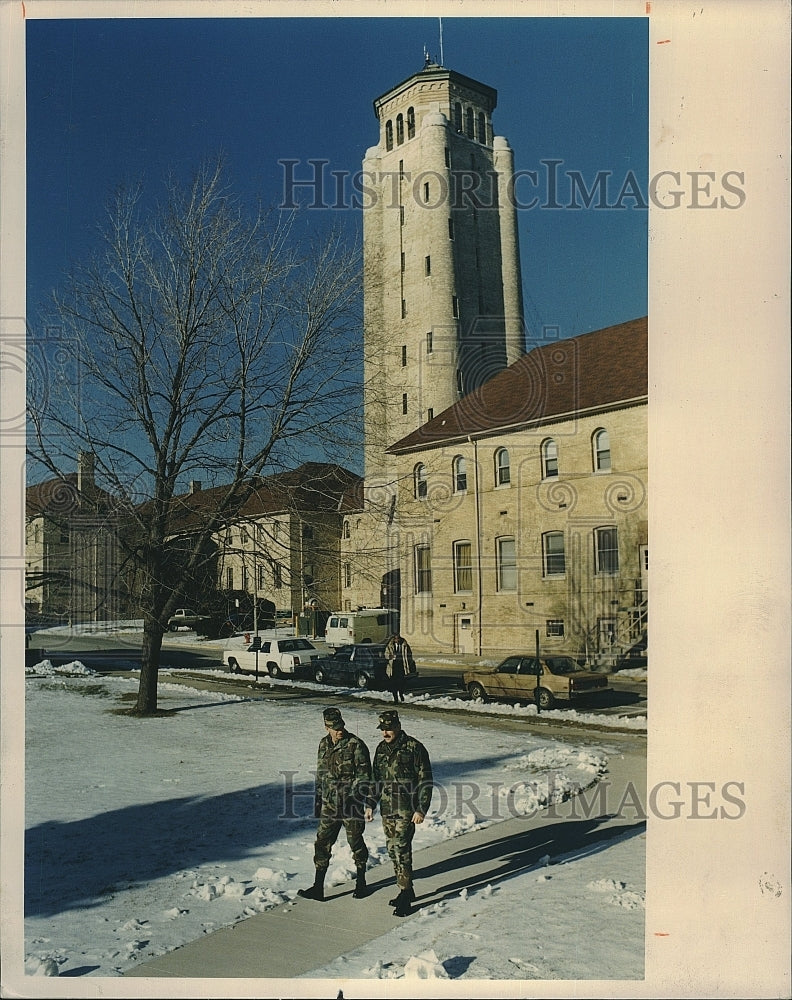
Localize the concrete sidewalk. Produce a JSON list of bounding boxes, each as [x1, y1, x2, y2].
[[125, 743, 646, 980]]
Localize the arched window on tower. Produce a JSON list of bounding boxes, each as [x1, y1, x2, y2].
[[407, 106, 415, 139], [385, 120, 393, 151], [466, 107, 475, 138], [414, 464, 428, 499], [453, 456, 467, 493], [396, 114, 404, 145], [495, 448, 511, 486], [593, 429, 611, 472], [477, 111, 486, 143]]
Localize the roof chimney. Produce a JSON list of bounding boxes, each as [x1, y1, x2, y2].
[[189, 481, 202, 494], [77, 451, 95, 494]]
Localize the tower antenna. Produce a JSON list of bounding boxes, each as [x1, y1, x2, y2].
[[439, 17, 444, 66]]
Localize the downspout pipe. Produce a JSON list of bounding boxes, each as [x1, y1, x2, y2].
[[469, 436, 483, 656]]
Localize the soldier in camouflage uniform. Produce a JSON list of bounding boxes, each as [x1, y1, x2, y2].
[[298, 707, 372, 902], [365, 709, 433, 917]]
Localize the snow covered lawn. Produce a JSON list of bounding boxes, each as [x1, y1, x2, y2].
[[20, 660, 646, 981]]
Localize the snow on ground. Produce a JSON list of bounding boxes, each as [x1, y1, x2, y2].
[[21, 658, 645, 980]]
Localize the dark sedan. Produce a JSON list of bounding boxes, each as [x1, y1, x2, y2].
[[312, 644, 395, 690]]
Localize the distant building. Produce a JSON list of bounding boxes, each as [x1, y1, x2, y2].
[[25, 452, 124, 623]]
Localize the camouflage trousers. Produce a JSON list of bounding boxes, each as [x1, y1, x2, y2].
[[382, 814, 416, 889], [313, 815, 368, 870]]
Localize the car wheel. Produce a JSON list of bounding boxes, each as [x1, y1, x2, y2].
[[536, 687, 555, 710], [355, 672, 370, 689], [468, 682, 487, 702], [313, 666, 326, 684], [268, 663, 282, 679], [227, 657, 240, 674]]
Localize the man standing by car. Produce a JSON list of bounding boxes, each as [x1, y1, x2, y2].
[[365, 709, 433, 917], [384, 632, 413, 703], [298, 707, 372, 902]]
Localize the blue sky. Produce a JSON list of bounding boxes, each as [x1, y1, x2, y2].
[[26, 15, 648, 344]]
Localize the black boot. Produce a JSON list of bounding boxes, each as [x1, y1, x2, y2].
[[298, 867, 327, 901], [392, 886, 414, 917], [352, 866, 368, 899], [388, 884, 416, 908]]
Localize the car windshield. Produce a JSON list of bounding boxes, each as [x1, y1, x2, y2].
[[543, 656, 581, 675]]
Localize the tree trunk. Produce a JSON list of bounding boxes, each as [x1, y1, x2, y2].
[[137, 621, 164, 714]]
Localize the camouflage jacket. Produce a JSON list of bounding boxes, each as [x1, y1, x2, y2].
[[315, 730, 372, 819], [369, 730, 433, 818]]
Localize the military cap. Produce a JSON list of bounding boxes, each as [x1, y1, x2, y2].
[[377, 709, 401, 730], [323, 707, 344, 727]]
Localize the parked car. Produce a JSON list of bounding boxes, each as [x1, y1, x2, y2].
[[463, 654, 610, 710], [223, 637, 323, 678], [311, 643, 401, 690], [167, 608, 210, 631]]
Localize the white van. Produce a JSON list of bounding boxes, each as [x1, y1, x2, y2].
[[324, 608, 398, 649]]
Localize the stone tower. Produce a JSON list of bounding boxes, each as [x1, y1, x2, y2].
[[362, 60, 525, 483]]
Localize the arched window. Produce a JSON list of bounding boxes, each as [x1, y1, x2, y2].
[[477, 111, 486, 143], [385, 120, 393, 151], [593, 429, 611, 472], [454, 102, 463, 132], [495, 448, 511, 486], [466, 106, 475, 138], [407, 106, 415, 139], [453, 455, 467, 493], [541, 438, 559, 479], [396, 113, 404, 145], [414, 463, 428, 499], [343, 520, 350, 539]]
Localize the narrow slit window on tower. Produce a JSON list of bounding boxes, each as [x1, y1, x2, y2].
[[454, 102, 463, 132], [425, 255, 431, 276], [423, 181, 430, 203], [400, 205, 405, 226], [452, 295, 459, 318], [448, 217, 455, 240], [477, 111, 486, 143], [401, 345, 407, 367], [407, 106, 415, 139], [426, 331, 433, 354], [444, 147, 450, 168], [401, 251, 405, 272], [385, 120, 393, 151], [402, 393, 408, 415], [401, 299, 407, 319], [396, 114, 404, 145], [466, 106, 475, 138]]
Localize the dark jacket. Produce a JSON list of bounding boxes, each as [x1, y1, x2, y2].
[[369, 730, 433, 818], [315, 730, 372, 819]]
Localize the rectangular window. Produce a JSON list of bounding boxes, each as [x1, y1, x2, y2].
[[273, 563, 282, 589], [258, 565, 266, 590], [415, 545, 432, 594], [595, 527, 620, 574], [426, 331, 433, 354], [401, 345, 407, 366], [542, 531, 566, 576], [497, 537, 517, 592], [343, 563, 352, 588], [226, 567, 234, 590], [402, 393, 408, 415], [546, 619, 565, 638], [453, 541, 473, 593], [401, 299, 407, 318], [427, 408, 434, 421], [452, 295, 459, 318], [241, 566, 249, 591], [425, 255, 431, 275]]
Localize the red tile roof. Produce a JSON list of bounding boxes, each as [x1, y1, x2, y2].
[[388, 316, 647, 454]]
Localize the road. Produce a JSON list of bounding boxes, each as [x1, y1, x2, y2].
[[24, 631, 647, 719]]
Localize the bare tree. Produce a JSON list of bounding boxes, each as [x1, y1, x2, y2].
[[28, 159, 362, 713]]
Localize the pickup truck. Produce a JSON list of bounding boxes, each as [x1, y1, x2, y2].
[[223, 637, 323, 678], [167, 609, 210, 631]]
